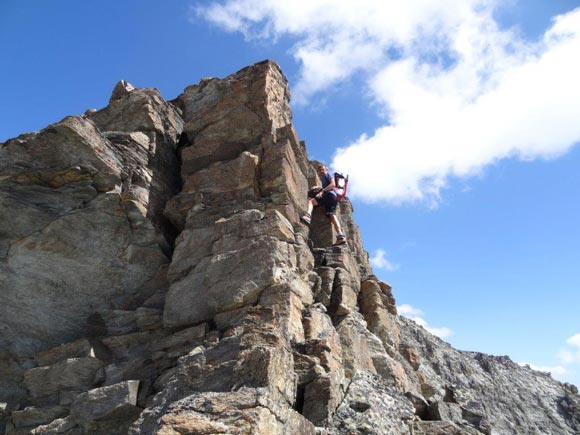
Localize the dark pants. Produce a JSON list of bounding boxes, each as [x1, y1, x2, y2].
[[318, 192, 337, 216]]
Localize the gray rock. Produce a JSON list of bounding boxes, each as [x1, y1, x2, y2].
[[70, 380, 140, 424], [398, 315, 580, 434], [303, 304, 332, 341], [259, 124, 310, 224], [102, 311, 139, 336], [259, 282, 309, 343], [0, 357, 27, 408], [174, 61, 291, 175], [101, 330, 165, 361], [0, 111, 174, 359], [165, 151, 260, 230], [413, 420, 482, 435], [135, 308, 163, 331], [35, 339, 105, 367], [333, 371, 414, 435], [330, 282, 358, 316], [89, 80, 183, 144], [335, 314, 376, 379], [405, 391, 430, 418], [337, 199, 372, 278], [11, 405, 68, 429], [150, 324, 207, 353], [427, 401, 463, 423], [30, 416, 78, 434], [3, 60, 579, 435], [1, 402, 9, 434], [151, 388, 314, 435], [164, 209, 297, 328], [308, 203, 337, 249], [24, 357, 105, 401], [359, 278, 401, 357], [315, 266, 336, 307]]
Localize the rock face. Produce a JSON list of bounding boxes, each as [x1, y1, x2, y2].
[[1, 60, 579, 434], [0, 84, 181, 359]]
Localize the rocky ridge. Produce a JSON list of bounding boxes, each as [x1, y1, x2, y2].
[[1, 60, 579, 434]]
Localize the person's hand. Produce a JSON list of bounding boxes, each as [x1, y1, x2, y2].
[[316, 191, 323, 199]]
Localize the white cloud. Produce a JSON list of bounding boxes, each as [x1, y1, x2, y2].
[[524, 333, 580, 385], [370, 249, 399, 271], [397, 304, 424, 317], [566, 332, 580, 349], [197, 1, 580, 205], [560, 333, 580, 366], [397, 303, 454, 338], [558, 349, 577, 365], [426, 326, 454, 339]]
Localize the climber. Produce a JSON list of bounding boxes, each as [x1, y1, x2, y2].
[[301, 164, 347, 246]]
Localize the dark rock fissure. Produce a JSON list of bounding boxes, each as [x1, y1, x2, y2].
[[294, 384, 306, 415]]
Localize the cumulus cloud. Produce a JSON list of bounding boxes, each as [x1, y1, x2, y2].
[[522, 333, 580, 384], [558, 349, 577, 365], [397, 304, 423, 317], [559, 332, 580, 366], [370, 249, 399, 271], [196, 1, 580, 205], [397, 304, 453, 338], [566, 333, 580, 349]]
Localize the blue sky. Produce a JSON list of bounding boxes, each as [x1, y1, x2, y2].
[[1, 0, 579, 387]]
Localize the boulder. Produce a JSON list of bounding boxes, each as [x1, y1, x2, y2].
[[0, 357, 26, 407], [259, 283, 308, 343], [360, 278, 401, 356], [152, 389, 314, 435], [89, 80, 183, 143], [165, 151, 260, 229], [70, 380, 140, 424], [174, 61, 292, 176], [302, 374, 341, 426], [413, 420, 482, 435], [330, 282, 358, 316], [0, 113, 173, 358], [35, 339, 106, 367], [332, 371, 414, 435], [303, 303, 333, 341], [335, 314, 376, 379], [28, 416, 78, 434], [11, 406, 68, 429], [315, 266, 336, 307], [164, 210, 297, 328], [24, 358, 105, 401], [427, 400, 463, 423]]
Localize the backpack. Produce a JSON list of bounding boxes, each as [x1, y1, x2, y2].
[[334, 172, 349, 202]]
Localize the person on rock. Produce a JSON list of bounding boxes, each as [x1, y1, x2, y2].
[[301, 164, 347, 246]]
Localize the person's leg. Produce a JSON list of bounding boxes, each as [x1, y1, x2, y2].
[[329, 214, 343, 234], [324, 195, 346, 245], [329, 215, 346, 245], [301, 198, 318, 224], [307, 198, 317, 215]]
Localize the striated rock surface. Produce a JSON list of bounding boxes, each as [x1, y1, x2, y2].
[[1, 60, 579, 434]]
